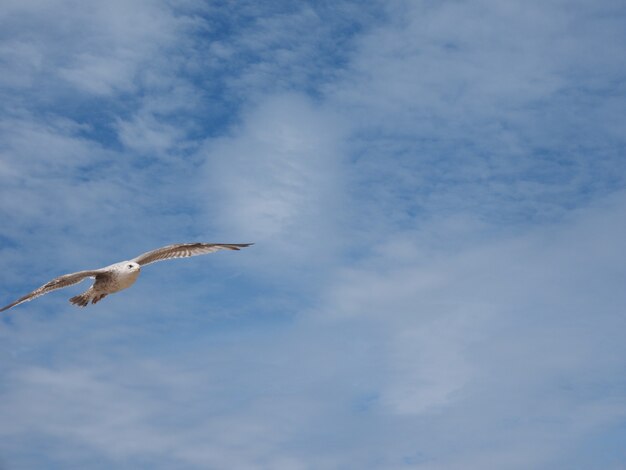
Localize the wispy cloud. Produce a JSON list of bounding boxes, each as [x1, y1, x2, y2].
[[200, 93, 349, 276]]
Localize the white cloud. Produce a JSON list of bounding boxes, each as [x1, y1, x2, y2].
[[115, 111, 185, 156], [199, 93, 349, 272], [0, 0, 188, 97], [323, 0, 626, 233], [2, 191, 624, 469], [318, 190, 626, 466]]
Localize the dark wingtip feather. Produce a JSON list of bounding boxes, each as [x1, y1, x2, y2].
[[223, 243, 254, 250]]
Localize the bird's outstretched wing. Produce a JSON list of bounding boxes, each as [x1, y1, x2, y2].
[[131, 242, 253, 267], [1, 269, 107, 312]]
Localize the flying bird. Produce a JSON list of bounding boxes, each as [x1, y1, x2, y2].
[[0, 243, 253, 312]]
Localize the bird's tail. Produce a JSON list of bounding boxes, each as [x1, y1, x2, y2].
[[69, 289, 107, 307]]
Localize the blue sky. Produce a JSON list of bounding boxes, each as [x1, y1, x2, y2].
[[1, 1, 625, 468]]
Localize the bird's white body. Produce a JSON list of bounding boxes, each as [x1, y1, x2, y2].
[[70, 261, 142, 306], [101, 261, 142, 292]]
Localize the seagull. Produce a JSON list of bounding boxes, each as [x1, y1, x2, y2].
[[0, 242, 253, 312]]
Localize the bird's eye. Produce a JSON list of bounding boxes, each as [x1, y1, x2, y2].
[[128, 264, 133, 269]]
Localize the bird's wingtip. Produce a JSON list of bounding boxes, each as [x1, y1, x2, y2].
[[0, 303, 16, 313], [229, 243, 254, 250]]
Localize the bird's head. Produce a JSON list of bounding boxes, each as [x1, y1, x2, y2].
[[125, 262, 141, 272]]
